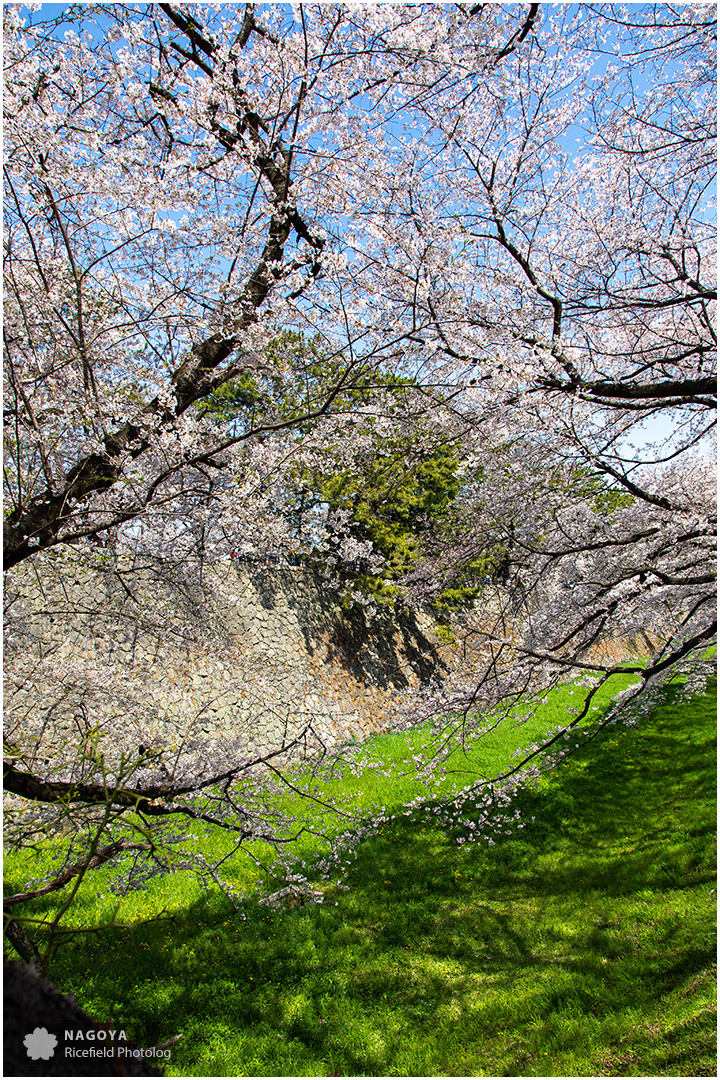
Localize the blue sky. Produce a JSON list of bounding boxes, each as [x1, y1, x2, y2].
[[13, 2, 715, 462]]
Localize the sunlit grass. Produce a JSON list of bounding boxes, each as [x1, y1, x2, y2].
[[6, 674, 638, 923], [4, 677, 716, 1076]]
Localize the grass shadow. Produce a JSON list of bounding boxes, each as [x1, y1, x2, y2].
[[8, 682, 716, 1077]]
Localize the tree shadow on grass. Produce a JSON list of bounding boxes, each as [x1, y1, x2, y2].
[[32, 682, 716, 1077]]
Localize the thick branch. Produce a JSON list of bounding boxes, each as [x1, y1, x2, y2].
[[4, 918, 42, 969], [5, 9, 325, 569], [4, 727, 318, 823], [4, 841, 152, 909], [3, 761, 182, 811], [540, 373, 717, 405]]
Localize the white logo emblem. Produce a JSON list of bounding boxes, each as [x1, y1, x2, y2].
[[24, 1026, 58, 1060]]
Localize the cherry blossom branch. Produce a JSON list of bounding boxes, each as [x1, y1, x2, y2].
[[3, 841, 152, 909]]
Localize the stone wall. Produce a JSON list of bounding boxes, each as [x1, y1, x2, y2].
[[5, 556, 652, 762], [5, 558, 466, 756]]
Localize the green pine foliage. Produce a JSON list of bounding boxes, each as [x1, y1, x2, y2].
[[201, 331, 494, 605], [317, 437, 470, 603], [200, 335, 634, 608]]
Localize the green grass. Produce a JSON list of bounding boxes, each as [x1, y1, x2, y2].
[[5, 676, 635, 923], [4, 678, 716, 1076]]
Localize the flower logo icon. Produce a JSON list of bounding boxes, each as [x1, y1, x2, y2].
[[24, 1027, 58, 1060]]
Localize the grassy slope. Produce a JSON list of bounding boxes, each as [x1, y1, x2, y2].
[[5, 680, 717, 1077], [3, 678, 633, 932]]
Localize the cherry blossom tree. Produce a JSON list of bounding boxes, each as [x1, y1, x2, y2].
[[3, 3, 715, 967], [364, 0, 717, 749]]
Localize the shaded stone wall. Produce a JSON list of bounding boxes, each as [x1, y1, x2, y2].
[[5, 559, 462, 754], [161, 561, 455, 743], [5, 557, 651, 760]]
